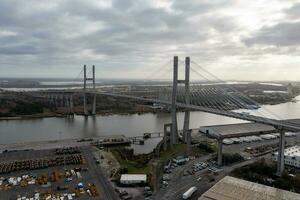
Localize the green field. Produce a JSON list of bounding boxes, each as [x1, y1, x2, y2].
[[111, 150, 150, 174]]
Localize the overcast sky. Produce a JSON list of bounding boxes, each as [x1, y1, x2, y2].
[[0, 0, 300, 81]]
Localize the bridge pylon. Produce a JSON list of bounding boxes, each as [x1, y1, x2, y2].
[[171, 56, 178, 145], [183, 57, 190, 144], [171, 56, 191, 147], [83, 65, 97, 115]]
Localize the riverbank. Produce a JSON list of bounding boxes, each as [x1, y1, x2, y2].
[[0, 112, 65, 120], [0, 109, 166, 120], [0, 135, 127, 152], [0, 94, 297, 121]]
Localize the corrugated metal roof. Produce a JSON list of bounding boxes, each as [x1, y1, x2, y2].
[[200, 123, 276, 138], [198, 176, 300, 200], [120, 174, 147, 181], [200, 118, 300, 139]]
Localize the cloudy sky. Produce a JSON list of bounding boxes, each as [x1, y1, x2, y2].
[[0, 0, 300, 81]]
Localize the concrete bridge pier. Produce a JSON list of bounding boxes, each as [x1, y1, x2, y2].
[[65, 95, 70, 112], [65, 95, 68, 108], [46, 94, 50, 106], [186, 129, 192, 155], [51, 95, 55, 107], [48, 95, 51, 106], [83, 93, 88, 115], [276, 130, 285, 176], [70, 95, 74, 114], [92, 95, 96, 115], [217, 138, 223, 167], [60, 95, 64, 107], [164, 123, 172, 151], [55, 95, 59, 108]]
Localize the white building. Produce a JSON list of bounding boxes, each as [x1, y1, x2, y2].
[[273, 145, 300, 168], [120, 174, 147, 185]]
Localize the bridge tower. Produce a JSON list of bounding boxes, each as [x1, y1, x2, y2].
[[183, 57, 190, 144], [171, 56, 179, 145], [171, 56, 191, 147], [83, 65, 97, 115]]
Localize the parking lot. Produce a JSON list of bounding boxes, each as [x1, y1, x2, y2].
[[0, 146, 117, 200]]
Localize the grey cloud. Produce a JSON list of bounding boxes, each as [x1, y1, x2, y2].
[[285, 3, 300, 19], [0, 0, 298, 80], [243, 22, 300, 46]]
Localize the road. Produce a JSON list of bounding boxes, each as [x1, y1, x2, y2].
[[152, 155, 212, 200], [152, 153, 269, 200], [81, 147, 119, 200]]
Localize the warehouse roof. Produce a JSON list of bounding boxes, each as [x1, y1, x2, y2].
[[120, 174, 147, 182], [199, 118, 300, 139], [198, 176, 300, 200], [200, 122, 276, 139]]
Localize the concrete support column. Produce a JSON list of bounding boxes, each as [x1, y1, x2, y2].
[[183, 57, 190, 143], [70, 95, 74, 113], [92, 95, 96, 115], [60, 95, 64, 107], [50, 95, 54, 106], [65, 96, 70, 109], [217, 139, 223, 167], [55, 95, 58, 108], [60, 94, 65, 107], [164, 124, 171, 151], [276, 130, 285, 176], [186, 129, 191, 156], [171, 56, 178, 145]]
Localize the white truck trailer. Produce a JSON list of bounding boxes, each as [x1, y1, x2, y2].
[[182, 186, 197, 199]]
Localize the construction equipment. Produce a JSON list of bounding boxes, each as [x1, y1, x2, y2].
[[88, 183, 99, 197]]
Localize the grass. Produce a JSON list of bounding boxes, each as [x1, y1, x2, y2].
[[158, 143, 208, 163], [231, 159, 300, 193], [111, 150, 150, 174], [111, 143, 211, 175], [159, 144, 187, 162]]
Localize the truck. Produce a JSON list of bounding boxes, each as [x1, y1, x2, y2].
[[182, 186, 197, 199]]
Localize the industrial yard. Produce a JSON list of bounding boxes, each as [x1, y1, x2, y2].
[[0, 146, 118, 200]]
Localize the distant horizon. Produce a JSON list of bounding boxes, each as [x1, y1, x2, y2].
[[0, 76, 297, 83]]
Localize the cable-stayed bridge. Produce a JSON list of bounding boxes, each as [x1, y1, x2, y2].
[[25, 56, 300, 175]]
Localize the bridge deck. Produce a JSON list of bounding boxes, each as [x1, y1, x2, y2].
[[31, 89, 300, 132]]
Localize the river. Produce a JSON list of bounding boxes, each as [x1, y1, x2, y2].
[[1, 96, 300, 154]]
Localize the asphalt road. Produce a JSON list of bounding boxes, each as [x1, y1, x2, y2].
[[153, 153, 269, 200], [81, 147, 119, 200], [152, 155, 212, 200]]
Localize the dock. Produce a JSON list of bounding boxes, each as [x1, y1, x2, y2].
[[0, 135, 129, 152]]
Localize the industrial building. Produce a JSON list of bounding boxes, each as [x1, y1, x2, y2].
[[273, 145, 300, 168], [120, 174, 147, 185], [173, 156, 189, 165], [198, 176, 300, 200]]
